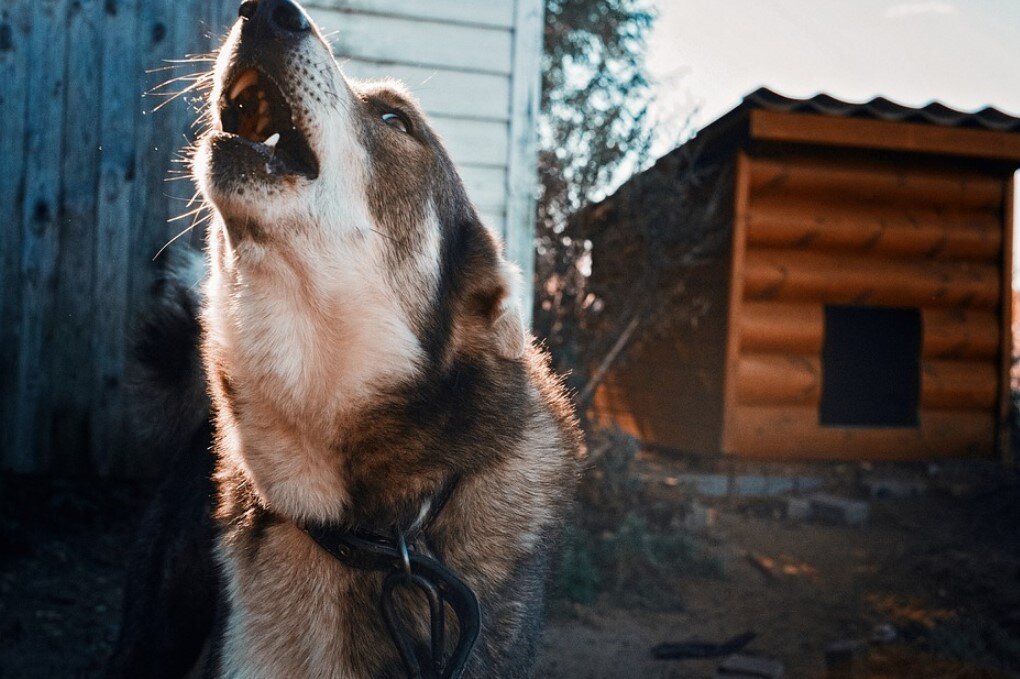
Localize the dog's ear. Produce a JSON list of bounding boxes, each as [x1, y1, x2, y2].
[[488, 260, 526, 360], [455, 230, 527, 361]]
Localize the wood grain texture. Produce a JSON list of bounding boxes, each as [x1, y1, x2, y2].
[[304, 0, 515, 29], [737, 353, 821, 406], [13, 0, 70, 472], [502, 0, 545, 322], [339, 59, 511, 122], [309, 9, 513, 75], [721, 154, 752, 453], [746, 199, 1001, 261], [751, 109, 1020, 163], [92, 0, 142, 475], [0, 0, 32, 468], [49, 0, 103, 472], [921, 360, 999, 411], [743, 248, 1000, 309], [998, 176, 1015, 462], [748, 156, 1004, 210], [740, 302, 1000, 360], [429, 115, 509, 168], [739, 302, 824, 354], [731, 405, 995, 460]]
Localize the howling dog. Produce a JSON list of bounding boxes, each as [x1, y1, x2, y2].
[[107, 0, 581, 677]]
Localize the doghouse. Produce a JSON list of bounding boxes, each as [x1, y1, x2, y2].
[[586, 88, 1020, 461]]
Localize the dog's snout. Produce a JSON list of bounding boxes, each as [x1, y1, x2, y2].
[[239, 0, 311, 36]]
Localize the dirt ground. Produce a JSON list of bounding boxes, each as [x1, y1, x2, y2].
[[2, 461, 1019, 679]]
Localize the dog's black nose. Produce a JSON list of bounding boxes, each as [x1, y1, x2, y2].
[[239, 0, 311, 35]]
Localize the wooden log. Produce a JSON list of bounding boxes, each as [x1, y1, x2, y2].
[[740, 303, 999, 359], [1000, 176, 1015, 462], [728, 405, 994, 460], [740, 302, 824, 354], [748, 156, 1005, 210], [737, 353, 821, 406], [750, 109, 1020, 164], [743, 249, 1000, 309], [746, 200, 1001, 261], [921, 360, 999, 411], [922, 308, 1000, 359]]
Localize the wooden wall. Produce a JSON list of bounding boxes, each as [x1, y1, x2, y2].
[[1, 0, 236, 476], [723, 149, 1010, 459], [304, 0, 544, 320]]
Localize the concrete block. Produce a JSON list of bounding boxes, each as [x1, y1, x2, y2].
[[684, 501, 718, 532], [718, 653, 785, 678], [677, 473, 730, 497], [864, 478, 925, 499], [810, 494, 869, 526], [824, 640, 868, 678], [786, 497, 812, 521]]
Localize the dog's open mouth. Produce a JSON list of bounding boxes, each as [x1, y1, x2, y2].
[[217, 68, 319, 179]]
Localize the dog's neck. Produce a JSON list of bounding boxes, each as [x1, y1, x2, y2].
[[204, 225, 427, 523]]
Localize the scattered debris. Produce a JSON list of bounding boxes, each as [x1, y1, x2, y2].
[[864, 478, 926, 499], [870, 623, 897, 644], [746, 551, 779, 580], [717, 653, 785, 678], [684, 501, 718, 532], [824, 639, 868, 678], [651, 631, 756, 660], [809, 493, 869, 526], [785, 497, 812, 521]]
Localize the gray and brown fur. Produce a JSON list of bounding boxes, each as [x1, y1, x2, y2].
[[109, 0, 580, 677]]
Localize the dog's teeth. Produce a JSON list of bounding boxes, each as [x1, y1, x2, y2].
[[263, 132, 280, 148], [229, 69, 258, 101]]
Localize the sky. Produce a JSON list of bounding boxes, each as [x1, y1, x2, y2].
[[646, 0, 1020, 152]]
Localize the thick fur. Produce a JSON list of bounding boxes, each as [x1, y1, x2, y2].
[[110, 1, 580, 677]]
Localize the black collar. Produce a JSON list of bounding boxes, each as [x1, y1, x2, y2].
[[298, 474, 479, 679]]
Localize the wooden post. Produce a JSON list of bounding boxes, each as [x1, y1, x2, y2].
[[503, 0, 544, 325], [721, 153, 751, 453], [999, 175, 1015, 464]]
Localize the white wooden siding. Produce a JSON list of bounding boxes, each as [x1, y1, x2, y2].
[[304, 0, 543, 320]]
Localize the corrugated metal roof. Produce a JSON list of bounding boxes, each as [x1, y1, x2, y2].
[[742, 87, 1020, 132]]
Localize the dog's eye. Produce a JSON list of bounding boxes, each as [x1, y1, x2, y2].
[[381, 112, 409, 134]]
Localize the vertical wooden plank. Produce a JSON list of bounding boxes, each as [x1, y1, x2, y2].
[[92, 0, 141, 475], [13, 0, 70, 472], [117, 0, 176, 476], [999, 175, 1015, 464], [0, 1, 32, 468], [49, 0, 103, 472], [207, 0, 237, 41], [503, 0, 543, 325], [721, 153, 751, 454]]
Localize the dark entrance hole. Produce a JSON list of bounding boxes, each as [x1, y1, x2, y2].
[[820, 305, 921, 427]]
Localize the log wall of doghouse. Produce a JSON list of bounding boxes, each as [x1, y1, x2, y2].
[[722, 143, 1011, 460]]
